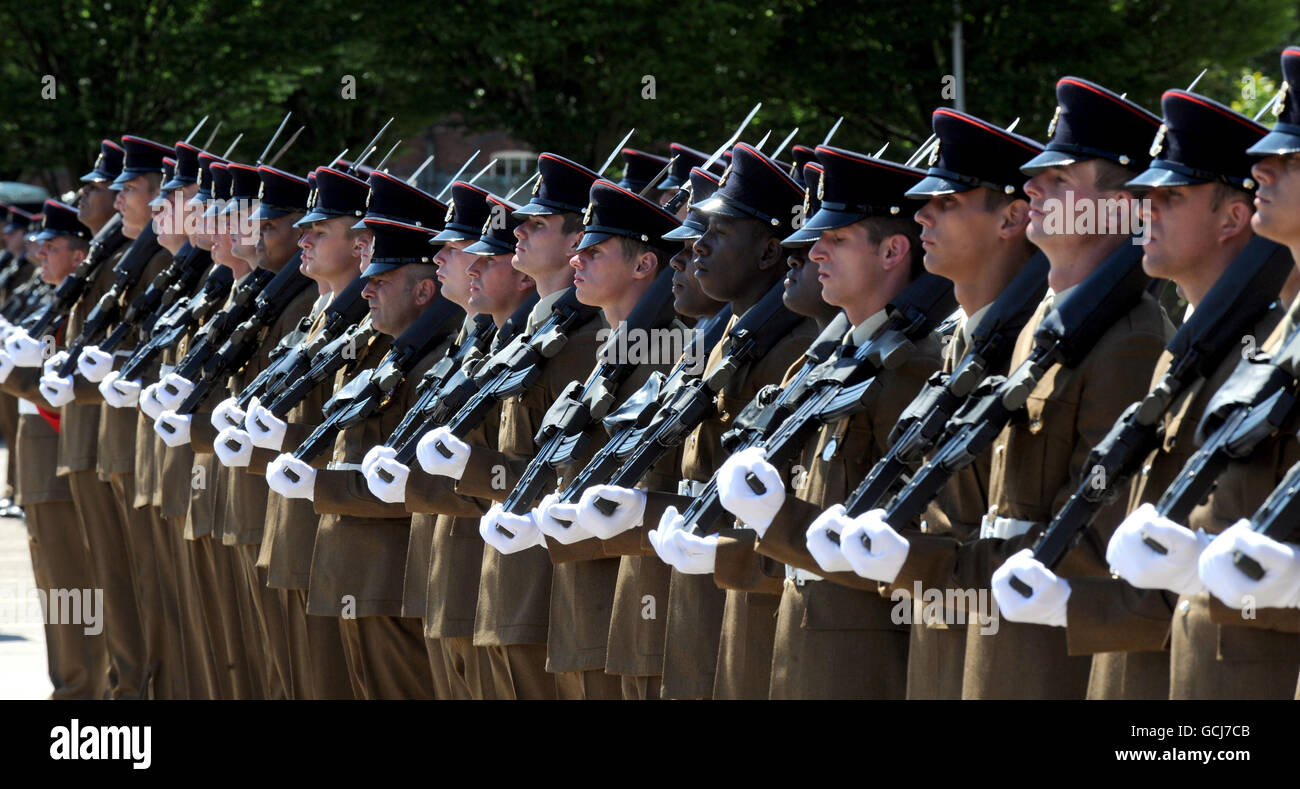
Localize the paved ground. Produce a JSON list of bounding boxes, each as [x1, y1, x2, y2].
[[0, 445, 54, 700]]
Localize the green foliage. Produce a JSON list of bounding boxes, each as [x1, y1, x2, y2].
[[1, 0, 1297, 190]]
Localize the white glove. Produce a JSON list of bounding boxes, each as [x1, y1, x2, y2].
[[265, 454, 317, 500], [571, 484, 645, 539], [537, 493, 597, 545], [479, 504, 545, 555], [839, 507, 910, 583], [155, 373, 195, 412], [154, 410, 193, 448], [0, 350, 14, 383], [1199, 519, 1300, 609], [100, 371, 140, 408], [246, 403, 288, 450], [140, 382, 167, 419], [76, 346, 115, 382], [648, 506, 688, 568], [42, 350, 69, 378], [716, 446, 785, 537], [5, 331, 47, 367], [805, 504, 854, 574], [416, 425, 471, 479], [362, 444, 397, 477], [214, 426, 254, 467], [37, 374, 75, 407], [211, 396, 248, 433], [992, 549, 1071, 627], [365, 457, 409, 504], [668, 527, 718, 574], [1106, 502, 1209, 596]]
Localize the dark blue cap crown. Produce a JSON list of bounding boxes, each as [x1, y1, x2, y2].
[[1130, 91, 1266, 191], [81, 139, 125, 183], [514, 153, 600, 217], [907, 109, 1044, 199], [576, 179, 682, 252], [1021, 77, 1161, 175]]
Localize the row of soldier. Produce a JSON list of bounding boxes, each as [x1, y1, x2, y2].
[[2, 53, 1299, 700]]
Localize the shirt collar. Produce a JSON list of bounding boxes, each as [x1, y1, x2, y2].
[[846, 308, 889, 347]]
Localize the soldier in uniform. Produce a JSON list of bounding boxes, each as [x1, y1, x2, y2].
[[233, 164, 371, 699], [636, 142, 819, 699], [837, 109, 1043, 699], [267, 172, 455, 700], [0, 201, 108, 698], [1099, 50, 1300, 700], [702, 145, 944, 699], [995, 90, 1284, 700], [839, 78, 1174, 699]]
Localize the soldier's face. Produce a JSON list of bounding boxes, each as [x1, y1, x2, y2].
[[256, 213, 303, 270], [512, 213, 580, 277], [569, 237, 643, 310], [433, 239, 476, 310], [1023, 160, 1125, 254], [1251, 154, 1300, 246], [466, 252, 530, 317], [669, 240, 723, 318], [692, 215, 767, 302], [781, 247, 826, 318], [112, 176, 159, 238], [298, 217, 359, 285], [77, 181, 116, 230], [38, 237, 83, 285], [808, 220, 886, 311], [362, 268, 434, 336], [210, 230, 239, 268], [914, 189, 1008, 283], [1139, 183, 1229, 284], [152, 191, 188, 252]]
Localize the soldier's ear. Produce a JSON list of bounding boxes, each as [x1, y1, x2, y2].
[[757, 234, 784, 270], [1220, 197, 1254, 243], [1000, 198, 1031, 237]]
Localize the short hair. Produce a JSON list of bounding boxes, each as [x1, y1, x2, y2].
[[1209, 182, 1253, 213], [1093, 159, 1139, 193], [560, 212, 584, 235], [617, 236, 669, 272], [981, 187, 1022, 212], [860, 215, 924, 281]]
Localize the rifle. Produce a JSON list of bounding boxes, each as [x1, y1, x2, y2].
[[844, 252, 1049, 517], [169, 253, 314, 414], [255, 314, 378, 421], [2, 277, 48, 323], [409, 287, 602, 462], [1010, 237, 1292, 589], [228, 274, 373, 420], [1142, 316, 1300, 527], [543, 304, 734, 515], [494, 267, 682, 514], [1231, 457, 1300, 580], [22, 214, 128, 338], [377, 307, 514, 463], [668, 273, 957, 534], [576, 280, 807, 507], [157, 265, 280, 388], [116, 262, 233, 382], [278, 296, 466, 474], [96, 241, 210, 355], [859, 239, 1151, 538], [56, 222, 163, 377]]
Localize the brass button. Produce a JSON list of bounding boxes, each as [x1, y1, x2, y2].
[[1029, 418, 1042, 432], [1178, 599, 1191, 614]]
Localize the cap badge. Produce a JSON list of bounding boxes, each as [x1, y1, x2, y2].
[[257, 183, 265, 199], [444, 201, 455, 223], [816, 172, 825, 201], [1047, 105, 1063, 138], [532, 174, 542, 196], [802, 188, 811, 218], [1149, 124, 1168, 158], [1276, 81, 1290, 118], [718, 161, 733, 188], [928, 141, 940, 167], [582, 201, 594, 226]]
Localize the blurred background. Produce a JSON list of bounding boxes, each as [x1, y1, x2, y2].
[[0, 0, 1296, 197]]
